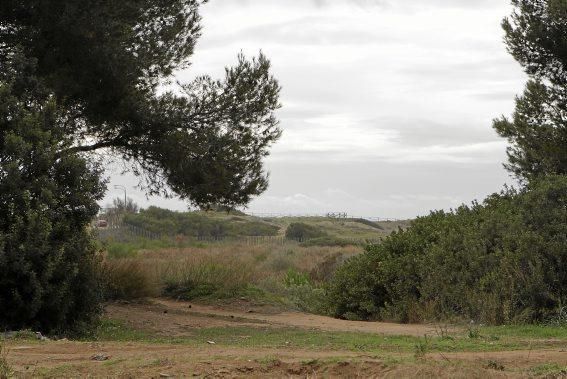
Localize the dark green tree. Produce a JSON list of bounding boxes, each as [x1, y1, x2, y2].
[[0, 1, 281, 333], [493, 0, 567, 181], [0, 75, 107, 333], [0, 0, 281, 207]]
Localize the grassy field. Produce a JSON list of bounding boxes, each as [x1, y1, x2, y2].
[[92, 319, 567, 354]]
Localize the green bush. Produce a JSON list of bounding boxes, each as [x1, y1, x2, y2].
[[327, 177, 567, 325], [0, 82, 106, 335], [285, 222, 326, 241]]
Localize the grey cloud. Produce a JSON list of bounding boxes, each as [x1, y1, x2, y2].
[[212, 0, 503, 9], [370, 117, 499, 146], [202, 17, 401, 49], [469, 91, 519, 101]]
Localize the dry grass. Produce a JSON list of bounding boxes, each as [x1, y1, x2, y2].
[[103, 260, 161, 300], [0, 342, 11, 379], [103, 242, 361, 305]]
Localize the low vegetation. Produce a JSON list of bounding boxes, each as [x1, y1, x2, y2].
[[124, 207, 280, 238], [0, 342, 10, 379], [102, 243, 359, 312], [91, 319, 567, 354]]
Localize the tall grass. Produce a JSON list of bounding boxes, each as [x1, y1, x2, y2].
[[102, 243, 361, 309], [103, 260, 160, 300]]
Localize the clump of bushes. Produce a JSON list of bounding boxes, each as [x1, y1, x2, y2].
[[327, 177, 567, 325], [285, 222, 326, 241]]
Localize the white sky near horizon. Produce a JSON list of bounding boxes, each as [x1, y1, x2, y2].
[[102, 0, 528, 219]]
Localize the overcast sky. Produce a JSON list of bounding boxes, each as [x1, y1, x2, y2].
[[103, 0, 527, 219]]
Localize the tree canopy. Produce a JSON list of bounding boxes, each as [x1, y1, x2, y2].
[[0, 0, 281, 207], [0, 0, 281, 333], [494, 0, 567, 181]]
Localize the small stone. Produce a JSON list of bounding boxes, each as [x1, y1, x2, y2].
[[35, 332, 50, 341], [91, 354, 110, 361]]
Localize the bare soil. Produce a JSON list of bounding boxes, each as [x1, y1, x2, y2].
[[105, 298, 451, 337]]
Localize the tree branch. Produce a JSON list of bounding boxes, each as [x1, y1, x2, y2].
[[56, 140, 118, 158]]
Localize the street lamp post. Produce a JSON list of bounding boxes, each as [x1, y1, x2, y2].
[[114, 185, 127, 210]]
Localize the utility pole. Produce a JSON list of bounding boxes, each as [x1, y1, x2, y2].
[[114, 185, 127, 210]]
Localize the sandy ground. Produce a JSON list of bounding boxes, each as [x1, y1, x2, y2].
[[105, 298, 454, 337], [4, 299, 567, 378]]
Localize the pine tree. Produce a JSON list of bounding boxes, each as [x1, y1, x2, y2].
[[493, 0, 567, 181]]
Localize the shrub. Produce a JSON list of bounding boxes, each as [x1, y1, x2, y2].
[[285, 222, 326, 241], [327, 177, 567, 325], [0, 85, 106, 335]]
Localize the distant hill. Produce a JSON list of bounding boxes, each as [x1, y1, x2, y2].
[[118, 207, 410, 240]]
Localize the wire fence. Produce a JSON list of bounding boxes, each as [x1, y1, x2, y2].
[[246, 212, 401, 222], [95, 223, 163, 242], [94, 223, 380, 247]]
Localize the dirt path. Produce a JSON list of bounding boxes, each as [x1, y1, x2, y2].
[[6, 340, 567, 378], [106, 298, 453, 337]]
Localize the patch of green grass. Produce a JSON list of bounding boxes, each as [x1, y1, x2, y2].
[[103, 358, 128, 367], [413, 335, 431, 359], [94, 320, 546, 354], [480, 324, 567, 340], [529, 363, 567, 376], [89, 319, 154, 342], [33, 364, 76, 377], [105, 239, 176, 259]]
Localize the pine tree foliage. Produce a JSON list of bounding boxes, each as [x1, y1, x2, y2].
[[494, 0, 567, 180], [0, 1, 281, 333], [0, 0, 281, 207]]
